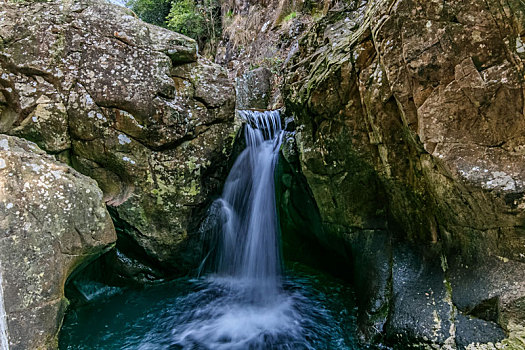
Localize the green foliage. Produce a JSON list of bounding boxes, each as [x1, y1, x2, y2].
[[283, 11, 297, 22], [127, 0, 171, 27], [168, 0, 222, 53], [128, 0, 222, 55], [167, 0, 206, 39]]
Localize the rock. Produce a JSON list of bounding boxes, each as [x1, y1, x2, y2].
[[0, 0, 237, 275], [216, 0, 326, 109], [276, 134, 346, 272], [448, 256, 525, 328], [236, 67, 273, 109], [0, 134, 116, 349], [386, 244, 455, 347], [455, 313, 505, 350], [281, 0, 525, 347]]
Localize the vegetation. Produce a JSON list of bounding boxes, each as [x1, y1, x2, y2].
[[127, 0, 171, 27], [282, 11, 297, 22], [128, 0, 222, 54]]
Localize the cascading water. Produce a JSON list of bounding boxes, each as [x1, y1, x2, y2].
[[59, 110, 358, 350], [171, 110, 304, 349], [210, 110, 284, 301]]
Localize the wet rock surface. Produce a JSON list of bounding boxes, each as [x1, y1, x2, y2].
[[0, 134, 116, 349], [0, 0, 237, 275]]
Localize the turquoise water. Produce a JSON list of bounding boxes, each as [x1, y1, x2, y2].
[[59, 264, 359, 350]]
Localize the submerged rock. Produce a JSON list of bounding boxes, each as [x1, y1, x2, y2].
[[0, 134, 116, 349], [0, 0, 237, 275]]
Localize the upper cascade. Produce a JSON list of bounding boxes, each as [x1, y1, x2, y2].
[[237, 110, 283, 141], [207, 109, 284, 301]]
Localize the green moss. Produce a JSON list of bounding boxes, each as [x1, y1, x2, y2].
[[440, 255, 448, 273], [186, 156, 198, 171], [283, 11, 297, 22]]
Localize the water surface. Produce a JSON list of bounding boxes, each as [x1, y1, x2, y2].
[[60, 264, 359, 350]]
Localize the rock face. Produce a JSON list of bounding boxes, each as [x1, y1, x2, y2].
[[217, 0, 327, 109], [0, 0, 237, 276], [0, 134, 116, 349], [281, 0, 525, 347], [236, 67, 272, 109]]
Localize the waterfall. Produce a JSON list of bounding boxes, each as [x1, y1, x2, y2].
[[167, 109, 340, 349], [61, 109, 355, 350], [210, 109, 284, 300], [0, 264, 9, 350]]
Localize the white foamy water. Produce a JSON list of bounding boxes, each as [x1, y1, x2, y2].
[[210, 110, 284, 297], [171, 277, 309, 350], [0, 263, 9, 350]]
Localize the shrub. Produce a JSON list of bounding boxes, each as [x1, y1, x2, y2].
[[168, 0, 221, 53], [283, 11, 297, 22], [127, 0, 172, 27], [129, 0, 222, 55]]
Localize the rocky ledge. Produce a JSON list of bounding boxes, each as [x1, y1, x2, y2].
[[0, 0, 237, 280]]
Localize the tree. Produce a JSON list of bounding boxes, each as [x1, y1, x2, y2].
[[127, 0, 172, 28], [167, 0, 221, 53], [128, 0, 222, 55]]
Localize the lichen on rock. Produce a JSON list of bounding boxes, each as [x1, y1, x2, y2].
[[0, 0, 237, 276], [0, 134, 116, 349]]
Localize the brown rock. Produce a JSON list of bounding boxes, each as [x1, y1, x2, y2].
[[282, 0, 525, 346]]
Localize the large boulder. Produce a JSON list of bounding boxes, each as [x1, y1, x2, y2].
[[0, 134, 116, 349], [0, 0, 237, 276], [282, 0, 525, 347]]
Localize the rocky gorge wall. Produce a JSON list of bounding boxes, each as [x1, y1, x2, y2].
[[218, 0, 525, 348], [279, 0, 525, 348], [0, 0, 238, 347]]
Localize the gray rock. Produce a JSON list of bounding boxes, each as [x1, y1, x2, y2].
[[387, 244, 456, 347], [0, 134, 116, 349], [455, 313, 505, 349], [449, 256, 525, 328], [236, 67, 272, 109], [0, 0, 237, 275]]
